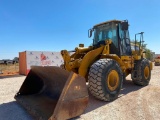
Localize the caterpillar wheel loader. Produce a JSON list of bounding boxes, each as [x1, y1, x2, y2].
[[15, 20, 152, 120], [154, 56, 160, 66]]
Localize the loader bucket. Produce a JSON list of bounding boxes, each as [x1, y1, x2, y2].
[[15, 66, 89, 120]]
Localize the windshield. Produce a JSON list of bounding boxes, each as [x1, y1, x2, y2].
[[93, 22, 118, 47]]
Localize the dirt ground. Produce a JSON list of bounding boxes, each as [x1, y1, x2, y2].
[[0, 64, 160, 120]]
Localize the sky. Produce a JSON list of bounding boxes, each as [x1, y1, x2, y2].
[[0, 0, 160, 59]]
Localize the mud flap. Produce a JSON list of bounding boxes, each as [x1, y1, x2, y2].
[[15, 66, 89, 120]]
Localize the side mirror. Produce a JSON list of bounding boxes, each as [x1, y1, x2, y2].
[[88, 29, 93, 38], [121, 21, 128, 30]]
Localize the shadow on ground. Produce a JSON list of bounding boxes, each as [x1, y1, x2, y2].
[[121, 79, 142, 95], [0, 101, 33, 120], [0, 74, 25, 79], [71, 79, 143, 119]]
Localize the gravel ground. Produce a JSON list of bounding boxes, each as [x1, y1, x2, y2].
[[0, 65, 160, 120]]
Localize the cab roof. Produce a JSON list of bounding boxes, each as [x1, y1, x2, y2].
[[93, 20, 123, 27]]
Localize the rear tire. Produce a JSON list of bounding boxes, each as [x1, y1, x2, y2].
[[131, 58, 151, 86], [88, 59, 123, 101]]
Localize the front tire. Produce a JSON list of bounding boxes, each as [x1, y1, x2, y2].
[[88, 59, 123, 101], [131, 58, 151, 86]]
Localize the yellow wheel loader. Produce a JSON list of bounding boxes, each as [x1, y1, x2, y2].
[[154, 56, 160, 66], [15, 20, 153, 120]]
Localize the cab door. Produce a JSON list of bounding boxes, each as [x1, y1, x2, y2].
[[118, 23, 133, 69], [118, 24, 132, 56]]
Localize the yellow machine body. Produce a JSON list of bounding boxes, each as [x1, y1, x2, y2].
[[61, 39, 152, 79]]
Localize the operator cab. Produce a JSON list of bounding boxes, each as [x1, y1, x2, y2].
[[88, 20, 132, 56]]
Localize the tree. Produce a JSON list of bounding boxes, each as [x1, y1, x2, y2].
[[145, 49, 153, 60]]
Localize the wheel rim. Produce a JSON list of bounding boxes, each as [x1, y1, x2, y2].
[[107, 70, 119, 91], [144, 66, 149, 79]]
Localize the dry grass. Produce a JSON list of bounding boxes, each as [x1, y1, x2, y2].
[[0, 63, 19, 76]]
